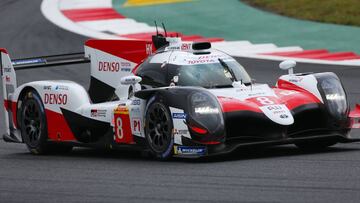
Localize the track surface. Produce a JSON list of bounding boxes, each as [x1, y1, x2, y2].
[[1, 1, 360, 202]]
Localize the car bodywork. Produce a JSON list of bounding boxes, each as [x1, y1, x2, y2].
[[1, 36, 360, 159]]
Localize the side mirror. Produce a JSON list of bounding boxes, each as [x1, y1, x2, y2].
[[120, 76, 142, 85], [118, 76, 142, 99], [279, 60, 296, 75]]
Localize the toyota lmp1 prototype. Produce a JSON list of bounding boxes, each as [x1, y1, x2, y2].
[[1, 34, 360, 160]]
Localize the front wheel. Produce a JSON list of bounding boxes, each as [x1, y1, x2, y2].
[[144, 97, 174, 160]]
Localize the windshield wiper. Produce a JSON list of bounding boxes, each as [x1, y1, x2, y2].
[[218, 58, 237, 82]]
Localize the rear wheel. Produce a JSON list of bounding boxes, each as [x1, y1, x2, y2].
[[20, 90, 72, 154], [145, 97, 174, 160]]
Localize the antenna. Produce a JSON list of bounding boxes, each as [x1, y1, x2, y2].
[[161, 22, 167, 37], [154, 21, 159, 36]]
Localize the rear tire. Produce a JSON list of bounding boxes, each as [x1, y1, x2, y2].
[[144, 96, 174, 160], [20, 90, 73, 154], [20, 90, 49, 154]]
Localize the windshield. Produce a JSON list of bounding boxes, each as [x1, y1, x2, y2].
[[175, 60, 251, 88]]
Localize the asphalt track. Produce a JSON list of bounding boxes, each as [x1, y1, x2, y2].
[[1, 1, 360, 202]]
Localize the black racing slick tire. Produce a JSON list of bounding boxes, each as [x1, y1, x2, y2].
[[20, 90, 72, 154], [295, 140, 337, 151], [144, 96, 174, 160]]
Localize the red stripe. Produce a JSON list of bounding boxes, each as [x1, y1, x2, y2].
[[85, 39, 153, 64], [62, 8, 125, 22], [120, 32, 223, 43], [4, 100, 18, 128], [264, 49, 360, 61], [303, 52, 359, 60], [350, 104, 360, 118], [192, 37, 224, 42], [45, 109, 76, 141], [0, 48, 8, 54], [264, 49, 329, 57], [180, 35, 204, 41], [217, 96, 262, 113]]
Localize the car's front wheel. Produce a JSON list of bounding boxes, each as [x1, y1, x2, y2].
[[144, 96, 174, 160]]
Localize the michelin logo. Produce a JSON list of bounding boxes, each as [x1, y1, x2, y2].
[[172, 113, 186, 119], [174, 146, 207, 156]]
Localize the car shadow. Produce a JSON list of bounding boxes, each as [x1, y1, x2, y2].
[[192, 144, 360, 163], [4, 143, 360, 163]]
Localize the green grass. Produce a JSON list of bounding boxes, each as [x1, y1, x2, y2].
[[242, 0, 360, 26]]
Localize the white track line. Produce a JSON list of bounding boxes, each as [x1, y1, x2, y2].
[[41, 0, 123, 39], [60, 0, 112, 10]]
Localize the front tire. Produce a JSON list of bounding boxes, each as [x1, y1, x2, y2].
[[144, 96, 174, 160]]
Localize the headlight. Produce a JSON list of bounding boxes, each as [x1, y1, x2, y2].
[[188, 91, 224, 135], [319, 75, 348, 119]]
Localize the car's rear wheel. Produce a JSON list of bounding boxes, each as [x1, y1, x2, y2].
[[145, 97, 174, 160], [295, 140, 337, 151], [20, 90, 72, 154]]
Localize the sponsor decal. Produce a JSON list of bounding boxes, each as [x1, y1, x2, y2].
[[91, 109, 107, 117], [121, 62, 131, 67], [172, 113, 186, 119], [120, 62, 132, 72], [289, 77, 303, 83], [132, 118, 141, 134], [174, 146, 207, 156], [4, 67, 11, 73], [121, 68, 131, 72], [267, 105, 282, 111], [44, 93, 67, 105], [131, 99, 141, 105], [54, 85, 69, 91], [187, 59, 216, 65], [266, 105, 286, 115], [146, 43, 153, 55], [43, 85, 52, 90], [166, 46, 181, 51], [130, 107, 141, 113], [174, 129, 189, 135], [280, 114, 289, 119], [114, 106, 129, 114], [181, 43, 191, 51], [11, 58, 45, 66], [98, 61, 120, 72]]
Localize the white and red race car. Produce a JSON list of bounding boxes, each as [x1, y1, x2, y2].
[[1, 35, 360, 159]]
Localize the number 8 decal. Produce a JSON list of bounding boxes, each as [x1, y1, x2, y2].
[[256, 97, 274, 105], [116, 117, 123, 139]]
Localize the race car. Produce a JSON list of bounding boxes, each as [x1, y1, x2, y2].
[[1, 34, 360, 160]]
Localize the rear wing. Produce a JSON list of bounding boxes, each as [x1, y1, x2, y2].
[[11, 52, 89, 70]]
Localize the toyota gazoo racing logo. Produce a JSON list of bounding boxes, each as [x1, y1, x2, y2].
[[98, 61, 120, 72], [44, 93, 68, 105]]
